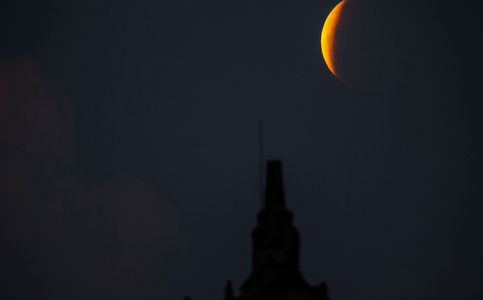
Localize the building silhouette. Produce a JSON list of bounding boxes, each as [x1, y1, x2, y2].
[[227, 160, 330, 300], [185, 160, 329, 300], [184, 160, 330, 300]]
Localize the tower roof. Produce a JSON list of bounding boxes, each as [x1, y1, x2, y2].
[[265, 160, 286, 211]]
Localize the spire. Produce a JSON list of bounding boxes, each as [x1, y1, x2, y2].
[[224, 280, 234, 300], [264, 160, 285, 211]]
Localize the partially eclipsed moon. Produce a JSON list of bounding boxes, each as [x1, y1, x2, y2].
[[321, 1, 345, 78]]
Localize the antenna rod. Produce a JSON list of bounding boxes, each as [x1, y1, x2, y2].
[[258, 119, 264, 209]]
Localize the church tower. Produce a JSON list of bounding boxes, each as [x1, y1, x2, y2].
[[229, 160, 330, 300]]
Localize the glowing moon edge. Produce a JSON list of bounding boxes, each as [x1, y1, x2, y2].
[[321, 1, 345, 78]]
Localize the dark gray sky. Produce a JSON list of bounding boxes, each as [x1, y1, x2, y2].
[[0, 0, 482, 299]]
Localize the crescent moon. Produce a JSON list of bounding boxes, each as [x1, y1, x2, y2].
[[321, 1, 345, 78]]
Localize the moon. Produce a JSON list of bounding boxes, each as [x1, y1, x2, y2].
[[321, 1, 345, 78]]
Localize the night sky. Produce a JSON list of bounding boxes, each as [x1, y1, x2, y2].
[[0, 0, 482, 299]]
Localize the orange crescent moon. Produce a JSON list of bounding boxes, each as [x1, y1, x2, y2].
[[321, 1, 345, 78]]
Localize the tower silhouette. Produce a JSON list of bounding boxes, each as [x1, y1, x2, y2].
[[224, 160, 330, 300]]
